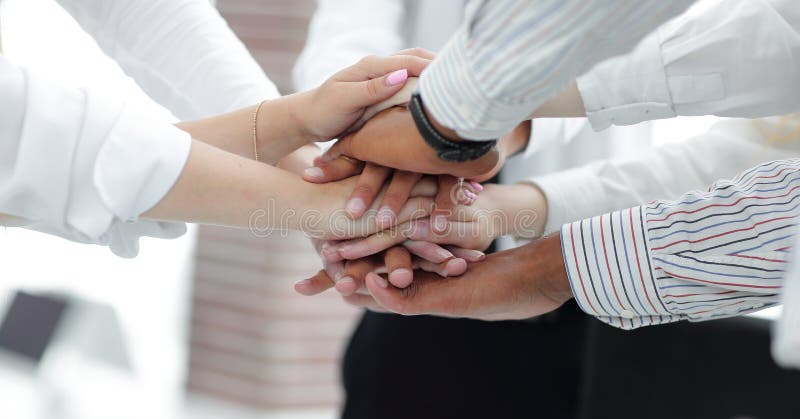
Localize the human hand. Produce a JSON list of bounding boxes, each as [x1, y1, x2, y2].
[[315, 106, 500, 179], [295, 242, 485, 299], [335, 235, 575, 321], [290, 53, 432, 144], [324, 182, 547, 262], [298, 174, 438, 240]]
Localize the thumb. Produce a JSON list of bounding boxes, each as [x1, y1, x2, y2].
[[318, 136, 355, 164], [348, 68, 409, 110]]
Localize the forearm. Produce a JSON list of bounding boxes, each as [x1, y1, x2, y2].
[[419, 0, 693, 140], [175, 96, 312, 165], [142, 140, 318, 230], [530, 117, 799, 234], [561, 158, 798, 330]]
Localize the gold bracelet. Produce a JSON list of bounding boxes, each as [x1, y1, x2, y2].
[[252, 100, 267, 162]]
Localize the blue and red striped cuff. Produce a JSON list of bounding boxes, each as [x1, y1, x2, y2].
[[560, 207, 678, 329]]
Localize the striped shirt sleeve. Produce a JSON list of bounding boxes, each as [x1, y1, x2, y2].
[[561, 159, 800, 330], [418, 0, 695, 140]]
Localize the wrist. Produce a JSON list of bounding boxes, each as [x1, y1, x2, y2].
[[257, 95, 316, 162], [484, 183, 547, 239], [423, 103, 462, 142], [521, 235, 573, 305]]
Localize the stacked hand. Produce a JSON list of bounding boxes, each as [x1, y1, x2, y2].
[[279, 50, 572, 322]]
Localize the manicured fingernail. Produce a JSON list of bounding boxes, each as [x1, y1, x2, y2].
[[304, 167, 324, 180], [373, 274, 389, 289], [436, 248, 454, 261], [336, 277, 357, 296], [294, 278, 310, 287], [470, 181, 484, 192], [433, 215, 448, 232], [464, 190, 477, 200], [346, 198, 366, 216], [376, 207, 395, 226], [386, 68, 408, 86], [469, 250, 486, 261], [389, 268, 413, 288]]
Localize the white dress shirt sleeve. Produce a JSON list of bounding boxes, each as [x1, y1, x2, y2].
[[23, 0, 281, 256], [56, 0, 280, 120], [577, 0, 800, 131], [559, 116, 800, 330], [419, 0, 695, 140], [0, 55, 191, 254], [292, 0, 406, 92], [530, 117, 800, 234]]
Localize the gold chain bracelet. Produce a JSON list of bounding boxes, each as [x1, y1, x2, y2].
[[252, 100, 267, 162]]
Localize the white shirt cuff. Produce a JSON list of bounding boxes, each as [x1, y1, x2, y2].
[[526, 165, 608, 235], [576, 31, 676, 131], [419, 32, 534, 141]]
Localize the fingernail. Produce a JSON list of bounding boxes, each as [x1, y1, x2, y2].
[[373, 274, 389, 289], [336, 277, 357, 296], [386, 68, 408, 86], [470, 181, 484, 192], [464, 190, 477, 200], [294, 278, 310, 287], [433, 215, 448, 232], [346, 198, 366, 216], [376, 207, 395, 227], [337, 245, 353, 258], [321, 243, 338, 260], [389, 268, 413, 288], [465, 250, 486, 261], [436, 248, 454, 261], [304, 167, 324, 180], [319, 154, 336, 164]]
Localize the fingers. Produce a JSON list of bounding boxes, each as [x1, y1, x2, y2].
[[431, 176, 459, 233], [346, 164, 392, 219], [338, 55, 431, 82], [384, 246, 414, 288], [294, 270, 335, 296], [406, 219, 490, 250], [402, 240, 455, 263], [417, 257, 468, 278], [447, 246, 487, 263], [376, 171, 422, 229], [364, 271, 462, 316], [303, 155, 364, 183], [336, 229, 407, 260], [393, 48, 436, 60], [337, 257, 382, 297]]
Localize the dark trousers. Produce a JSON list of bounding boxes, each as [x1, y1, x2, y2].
[[341, 301, 588, 419]]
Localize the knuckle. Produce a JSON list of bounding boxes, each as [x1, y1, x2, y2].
[[353, 183, 376, 198], [358, 55, 377, 66], [366, 79, 381, 98]]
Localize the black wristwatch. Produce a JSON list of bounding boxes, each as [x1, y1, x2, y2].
[[408, 93, 497, 162]]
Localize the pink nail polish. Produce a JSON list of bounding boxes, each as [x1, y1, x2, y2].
[[386, 69, 408, 86], [470, 181, 484, 192], [464, 190, 477, 200]]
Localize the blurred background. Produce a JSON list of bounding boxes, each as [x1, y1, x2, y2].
[[0, 1, 358, 418], [0, 1, 784, 419]]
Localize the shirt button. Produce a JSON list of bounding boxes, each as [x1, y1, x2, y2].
[[619, 309, 635, 319]]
